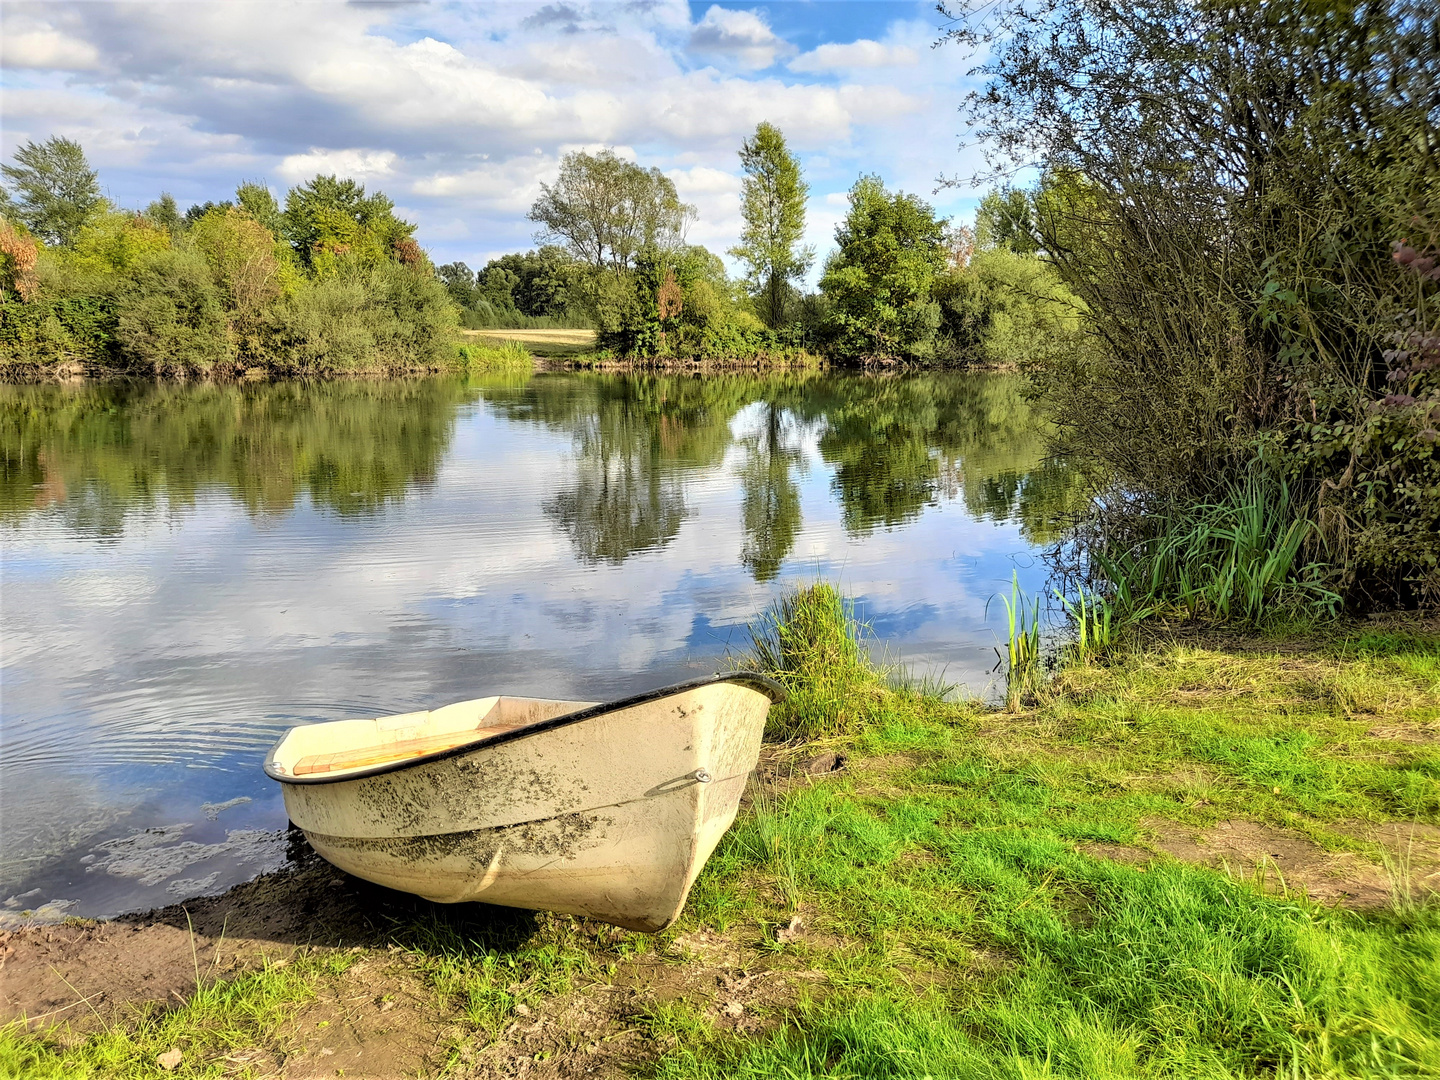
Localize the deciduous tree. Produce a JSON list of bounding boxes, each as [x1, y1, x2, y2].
[[729, 123, 813, 327], [528, 150, 694, 271], [1, 137, 103, 247], [819, 176, 946, 360]]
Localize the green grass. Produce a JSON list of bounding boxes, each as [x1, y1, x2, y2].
[[0, 950, 355, 1079], [455, 337, 533, 372], [394, 906, 597, 1037], [674, 597, 1440, 1078]]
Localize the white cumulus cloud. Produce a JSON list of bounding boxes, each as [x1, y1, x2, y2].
[[276, 148, 398, 184], [790, 40, 921, 73], [688, 5, 795, 70]]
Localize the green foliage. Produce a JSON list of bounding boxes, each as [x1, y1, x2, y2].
[[0, 294, 116, 369], [975, 187, 1039, 255], [820, 176, 946, 361], [141, 193, 184, 238], [748, 583, 885, 740], [67, 212, 172, 275], [949, 0, 1440, 605], [234, 181, 284, 238], [263, 260, 458, 375], [730, 122, 814, 327], [582, 246, 777, 360], [529, 150, 695, 270], [189, 206, 295, 360], [934, 247, 1083, 366], [0, 137, 103, 247], [1091, 465, 1345, 627], [486, 246, 583, 318], [113, 247, 229, 373], [0, 138, 457, 376], [282, 174, 415, 274], [439, 248, 590, 329]]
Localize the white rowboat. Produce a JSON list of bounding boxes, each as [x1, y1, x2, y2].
[[263, 673, 784, 932]]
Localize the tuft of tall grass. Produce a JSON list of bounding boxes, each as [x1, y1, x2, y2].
[[1094, 468, 1342, 628], [456, 338, 533, 372], [747, 583, 884, 740]]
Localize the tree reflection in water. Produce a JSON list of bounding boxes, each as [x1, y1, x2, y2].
[[488, 371, 1084, 574], [0, 378, 484, 536], [2, 370, 1083, 570]]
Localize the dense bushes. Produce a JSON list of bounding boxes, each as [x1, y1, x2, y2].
[[439, 246, 591, 330], [947, 0, 1439, 608], [1, 142, 459, 377], [584, 247, 775, 360], [934, 248, 1082, 366]]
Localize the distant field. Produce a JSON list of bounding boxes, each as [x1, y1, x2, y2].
[[462, 328, 596, 357]]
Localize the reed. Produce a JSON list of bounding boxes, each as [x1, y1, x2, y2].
[[1055, 582, 1116, 663], [992, 571, 1042, 709], [1094, 468, 1342, 628], [455, 338, 533, 372]]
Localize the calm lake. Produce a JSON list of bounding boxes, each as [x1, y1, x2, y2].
[[0, 371, 1075, 921]]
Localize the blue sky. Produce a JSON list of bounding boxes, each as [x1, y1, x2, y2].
[[0, 1, 993, 278]]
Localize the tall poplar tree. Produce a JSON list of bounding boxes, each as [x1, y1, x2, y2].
[[729, 123, 813, 327]]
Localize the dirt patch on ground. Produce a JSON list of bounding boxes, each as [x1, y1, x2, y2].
[[273, 958, 448, 1080], [0, 843, 416, 1030], [1080, 818, 1440, 908], [452, 926, 822, 1079], [0, 836, 828, 1078]]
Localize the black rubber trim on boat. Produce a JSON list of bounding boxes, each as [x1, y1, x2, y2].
[[263, 670, 787, 786]]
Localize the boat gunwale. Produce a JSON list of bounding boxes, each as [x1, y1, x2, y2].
[[262, 671, 785, 786]]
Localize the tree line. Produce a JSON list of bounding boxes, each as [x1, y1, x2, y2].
[[0, 138, 456, 375], [0, 126, 1070, 373], [433, 126, 1073, 364]]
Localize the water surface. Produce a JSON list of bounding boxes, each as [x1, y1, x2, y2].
[[0, 371, 1077, 920]]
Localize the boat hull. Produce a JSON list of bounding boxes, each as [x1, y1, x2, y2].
[[267, 676, 778, 932]]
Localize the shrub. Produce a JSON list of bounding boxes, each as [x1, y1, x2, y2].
[[189, 207, 297, 361], [934, 248, 1084, 366], [951, 0, 1440, 607], [114, 247, 228, 373], [262, 260, 458, 374]]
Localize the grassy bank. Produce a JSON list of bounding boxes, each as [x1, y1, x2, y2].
[[3, 587, 1436, 1078]]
